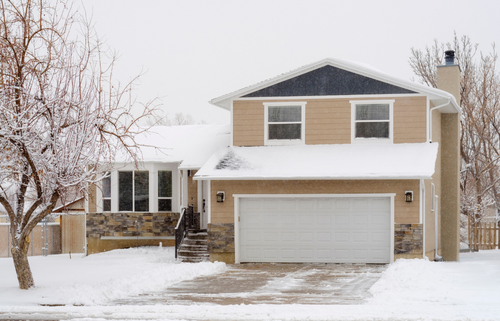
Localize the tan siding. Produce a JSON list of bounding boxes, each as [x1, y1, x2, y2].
[[233, 95, 428, 146], [187, 170, 198, 212], [210, 180, 420, 224], [88, 183, 97, 213], [393, 96, 427, 143], [61, 215, 86, 254]]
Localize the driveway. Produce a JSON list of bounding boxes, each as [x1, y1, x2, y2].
[[115, 263, 386, 305]]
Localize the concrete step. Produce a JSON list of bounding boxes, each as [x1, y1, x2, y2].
[[179, 244, 207, 251], [177, 256, 209, 263], [178, 250, 210, 258], [177, 231, 209, 263], [187, 232, 207, 240], [182, 239, 207, 246]]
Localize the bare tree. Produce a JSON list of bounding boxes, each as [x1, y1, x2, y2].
[[0, 0, 157, 289], [152, 112, 199, 126], [409, 34, 500, 244]]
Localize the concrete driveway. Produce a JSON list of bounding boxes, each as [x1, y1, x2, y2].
[[116, 263, 387, 305]]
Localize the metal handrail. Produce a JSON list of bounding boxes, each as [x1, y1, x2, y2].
[[174, 205, 194, 259]]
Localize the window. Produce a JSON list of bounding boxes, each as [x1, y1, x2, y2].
[[351, 100, 394, 143], [102, 173, 111, 212], [158, 170, 172, 211], [118, 171, 149, 212], [264, 102, 306, 145]]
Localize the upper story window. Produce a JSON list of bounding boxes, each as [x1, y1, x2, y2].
[[351, 100, 394, 144], [264, 102, 306, 145]]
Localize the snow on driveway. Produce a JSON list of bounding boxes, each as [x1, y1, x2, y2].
[[0, 248, 499, 320]]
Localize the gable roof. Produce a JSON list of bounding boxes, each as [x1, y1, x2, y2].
[[210, 58, 460, 113], [194, 143, 439, 181]]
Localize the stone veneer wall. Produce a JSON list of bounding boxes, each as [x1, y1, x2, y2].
[[207, 223, 234, 263], [86, 212, 179, 254], [87, 212, 180, 238], [394, 223, 423, 258]]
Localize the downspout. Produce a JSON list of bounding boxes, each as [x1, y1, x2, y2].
[[421, 179, 426, 259], [435, 195, 443, 261], [428, 99, 450, 142]]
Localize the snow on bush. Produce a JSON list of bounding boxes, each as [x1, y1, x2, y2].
[[215, 149, 251, 170]]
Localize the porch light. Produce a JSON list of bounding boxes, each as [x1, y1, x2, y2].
[[405, 191, 413, 202], [216, 191, 225, 203]]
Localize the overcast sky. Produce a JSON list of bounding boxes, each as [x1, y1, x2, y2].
[[82, 0, 500, 124]]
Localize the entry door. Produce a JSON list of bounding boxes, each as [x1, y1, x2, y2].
[[239, 196, 391, 263]]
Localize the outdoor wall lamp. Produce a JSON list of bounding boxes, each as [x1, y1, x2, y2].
[[405, 191, 413, 202], [216, 191, 225, 203]]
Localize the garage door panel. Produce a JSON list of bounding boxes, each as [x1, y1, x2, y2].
[[240, 197, 391, 263], [317, 232, 332, 242], [299, 232, 315, 242], [335, 199, 350, 210], [281, 232, 296, 242]]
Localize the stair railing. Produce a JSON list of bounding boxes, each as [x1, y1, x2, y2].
[[174, 205, 194, 259]]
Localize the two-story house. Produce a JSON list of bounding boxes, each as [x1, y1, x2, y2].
[[195, 54, 461, 264]]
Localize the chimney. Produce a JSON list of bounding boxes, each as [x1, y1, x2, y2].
[[437, 50, 461, 105]]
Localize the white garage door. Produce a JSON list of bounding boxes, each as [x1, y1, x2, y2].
[[239, 196, 391, 263]]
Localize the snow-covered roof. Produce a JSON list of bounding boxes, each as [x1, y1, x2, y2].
[[194, 143, 439, 180], [115, 124, 230, 169], [210, 58, 460, 114]]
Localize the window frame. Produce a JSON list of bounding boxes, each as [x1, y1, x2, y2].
[[264, 102, 306, 146], [350, 100, 394, 144], [97, 163, 178, 213], [157, 170, 173, 212], [102, 173, 112, 212], [118, 170, 150, 212]]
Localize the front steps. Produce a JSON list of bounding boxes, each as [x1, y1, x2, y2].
[[177, 230, 209, 263]]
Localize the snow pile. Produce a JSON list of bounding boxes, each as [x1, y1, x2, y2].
[[369, 251, 500, 308], [369, 258, 457, 305], [0, 247, 226, 306]]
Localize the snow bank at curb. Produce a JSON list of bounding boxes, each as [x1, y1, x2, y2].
[[368, 258, 458, 305]]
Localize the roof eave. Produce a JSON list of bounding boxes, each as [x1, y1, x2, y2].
[[194, 175, 433, 181]]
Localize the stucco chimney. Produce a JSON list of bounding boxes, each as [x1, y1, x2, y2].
[[437, 50, 461, 105], [438, 49, 461, 262]]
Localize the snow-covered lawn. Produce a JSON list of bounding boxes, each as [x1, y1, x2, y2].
[[0, 247, 226, 306], [0, 248, 499, 320]]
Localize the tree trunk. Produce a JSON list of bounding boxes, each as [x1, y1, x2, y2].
[[11, 237, 35, 290]]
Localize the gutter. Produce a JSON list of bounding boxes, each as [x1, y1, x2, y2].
[[428, 99, 450, 142]]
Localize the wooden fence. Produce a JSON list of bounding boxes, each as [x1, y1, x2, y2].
[[468, 216, 499, 250]]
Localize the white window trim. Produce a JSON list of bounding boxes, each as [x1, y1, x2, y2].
[[350, 100, 394, 144], [158, 170, 174, 212], [264, 102, 306, 146], [97, 162, 179, 213]]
